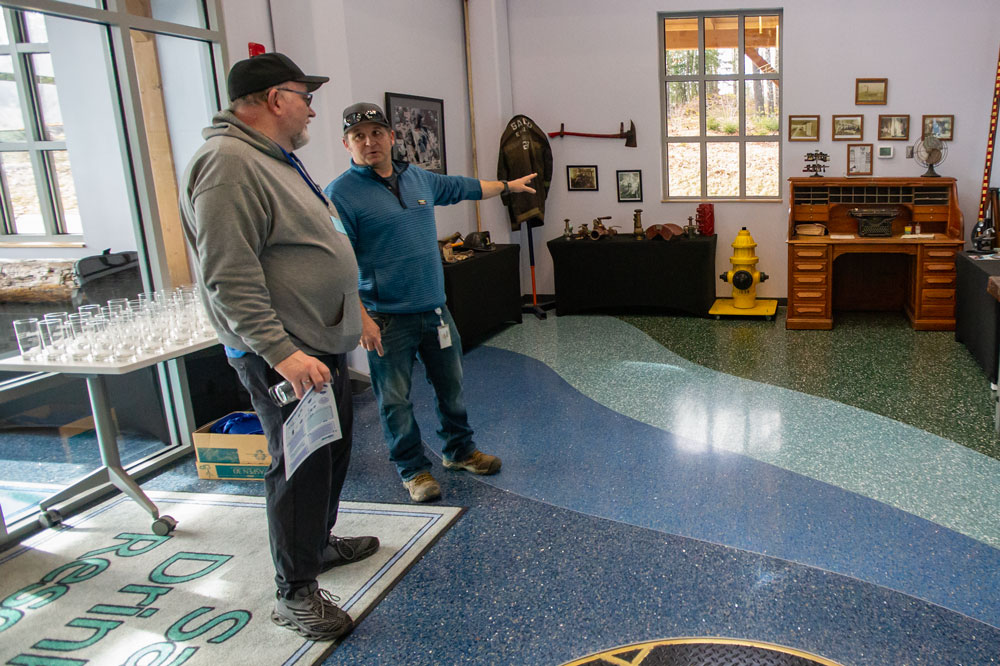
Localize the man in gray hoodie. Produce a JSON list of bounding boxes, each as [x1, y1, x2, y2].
[[180, 53, 376, 642]]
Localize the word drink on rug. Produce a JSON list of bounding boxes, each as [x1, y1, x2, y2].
[[0, 491, 461, 666]]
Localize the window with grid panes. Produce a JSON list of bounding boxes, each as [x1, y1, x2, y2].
[[661, 11, 781, 200], [0, 7, 80, 239]]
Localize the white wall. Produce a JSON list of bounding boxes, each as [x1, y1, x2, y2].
[[504, 0, 999, 297]]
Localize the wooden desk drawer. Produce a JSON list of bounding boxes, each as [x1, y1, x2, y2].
[[912, 211, 948, 222], [793, 273, 828, 286], [793, 288, 827, 302], [790, 303, 829, 317], [919, 303, 955, 319], [924, 261, 955, 272], [792, 245, 828, 258], [793, 205, 829, 220], [922, 288, 955, 302], [921, 247, 957, 260], [923, 274, 956, 289], [913, 205, 949, 215], [794, 262, 828, 272]]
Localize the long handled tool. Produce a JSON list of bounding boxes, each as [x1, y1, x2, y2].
[[548, 121, 637, 147]]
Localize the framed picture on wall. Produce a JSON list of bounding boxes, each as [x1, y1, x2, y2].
[[616, 170, 642, 202], [922, 114, 954, 141], [832, 115, 863, 140], [567, 165, 598, 191], [847, 143, 873, 176], [855, 78, 887, 105], [878, 114, 910, 141], [788, 115, 820, 141], [384, 92, 447, 174]]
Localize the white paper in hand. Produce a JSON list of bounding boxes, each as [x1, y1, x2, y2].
[[282, 383, 342, 480]]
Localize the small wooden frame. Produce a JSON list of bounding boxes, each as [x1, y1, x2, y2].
[[847, 143, 873, 176], [567, 165, 598, 191], [788, 115, 819, 141], [855, 78, 887, 105], [616, 169, 642, 202], [832, 115, 863, 141], [878, 114, 909, 141], [922, 114, 954, 141]]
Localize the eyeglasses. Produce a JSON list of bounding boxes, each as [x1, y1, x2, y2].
[[275, 88, 313, 107], [344, 109, 384, 127]]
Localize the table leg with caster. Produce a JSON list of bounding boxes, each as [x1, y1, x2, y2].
[[86, 375, 176, 534]]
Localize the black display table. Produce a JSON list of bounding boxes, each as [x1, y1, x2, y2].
[[955, 251, 1000, 383], [443, 243, 522, 347], [546, 234, 717, 316]]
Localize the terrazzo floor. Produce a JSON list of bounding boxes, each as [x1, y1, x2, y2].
[[4, 308, 1000, 664]]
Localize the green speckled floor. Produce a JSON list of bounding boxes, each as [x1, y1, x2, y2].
[[620, 307, 1000, 461]]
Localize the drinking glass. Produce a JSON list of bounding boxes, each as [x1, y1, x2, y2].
[[13, 318, 42, 360], [38, 319, 70, 361]]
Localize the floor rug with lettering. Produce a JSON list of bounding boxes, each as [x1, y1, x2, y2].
[[0, 491, 462, 665]]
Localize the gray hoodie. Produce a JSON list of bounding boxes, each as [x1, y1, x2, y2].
[[180, 110, 361, 367]]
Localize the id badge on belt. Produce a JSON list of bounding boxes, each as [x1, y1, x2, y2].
[[435, 307, 452, 349]]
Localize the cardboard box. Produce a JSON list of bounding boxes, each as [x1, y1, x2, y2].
[[192, 412, 271, 481]]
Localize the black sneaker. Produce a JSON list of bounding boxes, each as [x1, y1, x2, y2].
[[321, 535, 380, 572], [271, 586, 353, 641]]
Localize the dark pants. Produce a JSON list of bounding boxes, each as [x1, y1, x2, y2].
[[227, 352, 353, 598]]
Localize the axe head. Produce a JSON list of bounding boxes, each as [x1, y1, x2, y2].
[[624, 120, 637, 147]]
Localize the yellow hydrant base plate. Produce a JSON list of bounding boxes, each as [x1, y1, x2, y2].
[[709, 298, 778, 318]]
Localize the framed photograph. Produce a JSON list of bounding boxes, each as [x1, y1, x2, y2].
[[855, 78, 887, 105], [567, 165, 598, 191], [788, 115, 820, 141], [878, 114, 910, 141], [878, 146, 894, 159], [832, 115, 864, 141], [616, 170, 642, 202], [384, 92, 446, 174], [921, 114, 954, 141], [847, 143, 873, 176]]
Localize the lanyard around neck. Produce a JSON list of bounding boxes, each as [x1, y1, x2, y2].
[[279, 146, 328, 206]]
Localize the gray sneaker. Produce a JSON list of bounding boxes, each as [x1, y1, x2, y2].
[[272, 585, 353, 641]]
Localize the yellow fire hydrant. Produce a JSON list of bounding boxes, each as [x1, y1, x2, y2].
[[709, 226, 777, 319]]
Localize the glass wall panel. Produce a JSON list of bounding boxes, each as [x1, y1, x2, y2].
[[667, 142, 701, 197], [706, 142, 739, 197], [746, 142, 779, 197], [705, 79, 737, 136], [744, 15, 779, 74], [31, 53, 64, 140], [667, 81, 699, 137], [745, 80, 778, 136], [23, 11, 46, 42], [704, 16, 738, 75], [49, 149, 79, 232], [0, 55, 25, 141], [664, 17, 699, 75], [125, 0, 207, 29], [2, 150, 41, 232]]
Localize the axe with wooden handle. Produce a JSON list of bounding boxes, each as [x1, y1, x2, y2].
[[548, 121, 637, 147]]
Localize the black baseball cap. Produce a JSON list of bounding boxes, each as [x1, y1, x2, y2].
[[227, 52, 329, 102], [343, 102, 391, 133]]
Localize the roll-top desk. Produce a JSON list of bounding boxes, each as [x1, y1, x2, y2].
[[786, 177, 964, 330]]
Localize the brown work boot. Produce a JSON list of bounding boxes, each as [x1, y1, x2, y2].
[[403, 472, 441, 502], [443, 450, 502, 475]]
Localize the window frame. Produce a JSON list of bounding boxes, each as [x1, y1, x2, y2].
[[659, 9, 783, 202], [0, 7, 77, 241]]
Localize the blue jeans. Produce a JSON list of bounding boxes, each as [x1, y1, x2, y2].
[[366, 305, 475, 481]]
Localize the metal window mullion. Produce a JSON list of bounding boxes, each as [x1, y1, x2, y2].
[[698, 15, 707, 199], [0, 153, 14, 233], [737, 14, 745, 199]]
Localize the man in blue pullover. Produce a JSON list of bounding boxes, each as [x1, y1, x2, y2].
[[325, 102, 536, 502]]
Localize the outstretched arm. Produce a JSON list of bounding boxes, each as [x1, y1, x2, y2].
[[480, 172, 537, 199]]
